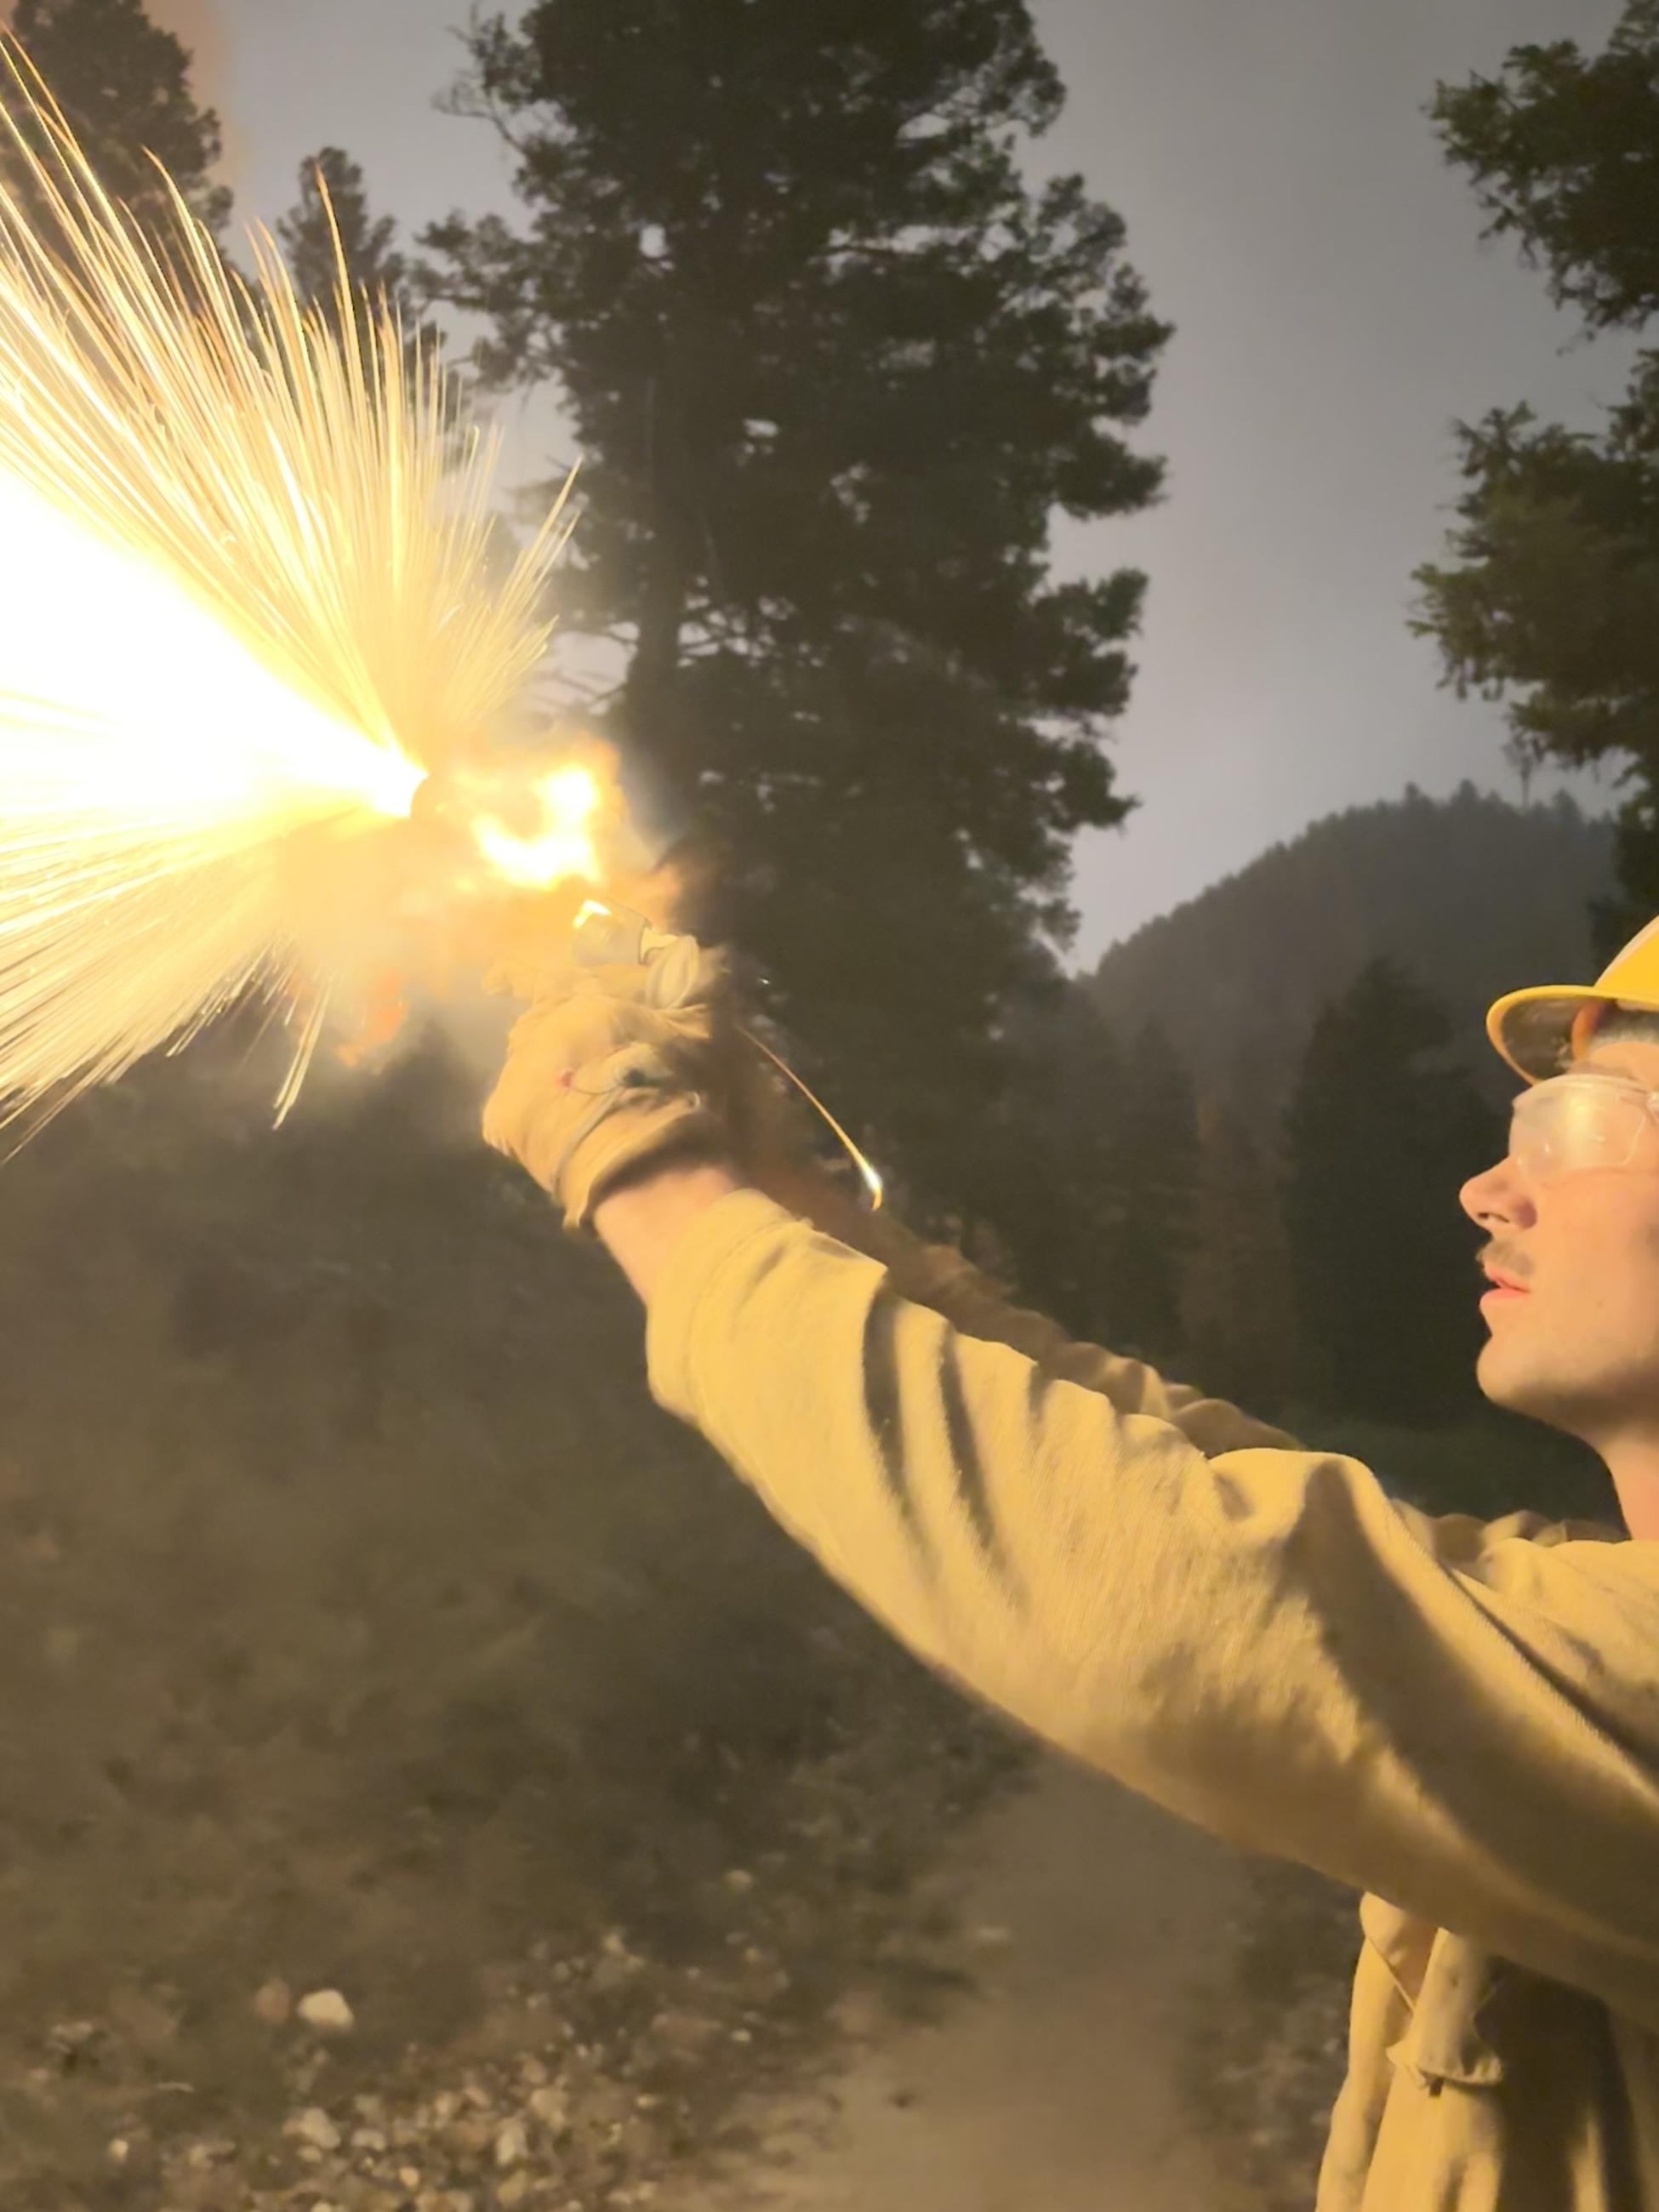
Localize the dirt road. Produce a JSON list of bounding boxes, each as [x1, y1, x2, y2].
[[665, 1753, 1280, 2212]]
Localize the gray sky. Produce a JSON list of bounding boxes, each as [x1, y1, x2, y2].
[[201, 0, 1628, 966]]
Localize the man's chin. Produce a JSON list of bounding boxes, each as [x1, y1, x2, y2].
[[1475, 1340, 1593, 1438], [1476, 1337, 1548, 1417]]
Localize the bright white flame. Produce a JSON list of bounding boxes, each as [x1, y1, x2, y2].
[[471, 764, 601, 890], [0, 465, 424, 1124], [0, 470, 423, 832], [0, 44, 575, 1130]]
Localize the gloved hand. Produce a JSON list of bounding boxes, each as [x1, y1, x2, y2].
[[482, 932, 738, 1230], [490, 915, 1012, 1325]]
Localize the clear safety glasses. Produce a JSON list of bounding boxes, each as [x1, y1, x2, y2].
[[1508, 1069, 1659, 1185]]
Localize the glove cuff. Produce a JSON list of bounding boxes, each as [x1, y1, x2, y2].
[[557, 1093, 730, 1232]]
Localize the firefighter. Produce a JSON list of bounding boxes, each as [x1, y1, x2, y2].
[[482, 916, 1659, 2210]]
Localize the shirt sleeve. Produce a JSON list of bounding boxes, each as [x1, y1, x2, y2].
[[646, 1189, 1659, 2030], [800, 1189, 1303, 1456]]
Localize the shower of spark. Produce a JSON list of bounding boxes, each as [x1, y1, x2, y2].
[[0, 42, 593, 1133]]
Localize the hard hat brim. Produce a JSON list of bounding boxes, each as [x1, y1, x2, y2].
[[1485, 984, 1659, 1082]]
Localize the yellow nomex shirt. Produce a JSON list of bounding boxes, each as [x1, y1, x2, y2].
[[644, 1189, 1659, 2211]]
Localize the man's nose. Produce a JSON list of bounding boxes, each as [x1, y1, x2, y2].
[[1459, 1155, 1536, 1229]]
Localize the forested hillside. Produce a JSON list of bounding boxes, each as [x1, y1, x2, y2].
[[1086, 784, 1613, 1133]]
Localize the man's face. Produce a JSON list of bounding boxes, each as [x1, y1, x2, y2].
[[1460, 1036, 1659, 1447]]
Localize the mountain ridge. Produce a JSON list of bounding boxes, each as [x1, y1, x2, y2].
[[1083, 783, 1615, 1130]]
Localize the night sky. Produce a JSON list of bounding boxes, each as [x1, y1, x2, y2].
[[184, 0, 1628, 964]]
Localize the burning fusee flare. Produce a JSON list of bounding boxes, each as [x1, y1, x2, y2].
[[0, 46, 883, 1206], [0, 42, 606, 1132]]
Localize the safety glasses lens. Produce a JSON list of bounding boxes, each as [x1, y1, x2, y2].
[[1511, 1079, 1653, 1180]]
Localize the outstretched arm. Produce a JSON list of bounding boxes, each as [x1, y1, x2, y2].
[[619, 1173, 1659, 2036], [597, 1149, 1296, 1458], [488, 941, 1659, 2034]]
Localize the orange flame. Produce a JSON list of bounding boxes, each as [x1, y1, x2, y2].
[[327, 740, 651, 1066]]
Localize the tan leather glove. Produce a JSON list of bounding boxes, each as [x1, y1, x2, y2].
[[482, 933, 737, 1230], [482, 909, 900, 1248]]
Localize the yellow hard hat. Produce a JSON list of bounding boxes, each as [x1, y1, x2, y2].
[[1488, 916, 1659, 1082]]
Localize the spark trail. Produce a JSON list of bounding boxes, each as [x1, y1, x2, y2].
[[0, 43, 588, 1132]]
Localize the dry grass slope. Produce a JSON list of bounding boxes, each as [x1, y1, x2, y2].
[[0, 1028, 1025, 2207]]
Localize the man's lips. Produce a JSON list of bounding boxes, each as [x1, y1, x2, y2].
[[1480, 1268, 1531, 1304]]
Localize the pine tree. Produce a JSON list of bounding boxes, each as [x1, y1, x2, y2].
[[971, 979, 1125, 1340], [1180, 1097, 1294, 1416], [420, 1, 1169, 1222], [276, 147, 408, 317], [1414, 1, 1659, 943], [1283, 959, 1500, 1422], [1104, 1020, 1197, 1361], [4, 0, 231, 237]]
